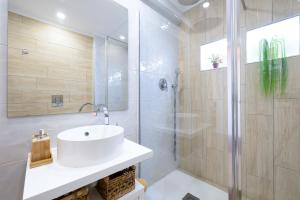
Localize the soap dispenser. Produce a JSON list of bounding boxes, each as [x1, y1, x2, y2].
[[30, 129, 53, 168]]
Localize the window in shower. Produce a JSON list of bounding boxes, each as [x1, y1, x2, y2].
[[200, 38, 227, 71], [246, 16, 300, 63]]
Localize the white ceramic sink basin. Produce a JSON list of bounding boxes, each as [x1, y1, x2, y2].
[[57, 125, 124, 167]]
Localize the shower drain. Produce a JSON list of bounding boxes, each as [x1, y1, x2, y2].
[[182, 193, 200, 200]]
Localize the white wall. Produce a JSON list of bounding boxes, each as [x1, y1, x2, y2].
[[0, 0, 140, 199]]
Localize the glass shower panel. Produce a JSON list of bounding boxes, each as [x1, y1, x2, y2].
[[239, 0, 300, 199], [139, 0, 229, 198], [177, 0, 229, 190], [139, 4, 179, 185]]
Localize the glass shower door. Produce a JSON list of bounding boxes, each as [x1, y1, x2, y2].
[[139, 0, 229, 199], [139, 4, 179, 185], [238, 0, 300, 199]]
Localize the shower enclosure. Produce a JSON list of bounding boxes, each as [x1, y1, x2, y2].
[[139, 0, 300, 199]]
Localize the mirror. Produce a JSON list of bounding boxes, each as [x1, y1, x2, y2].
[[7, 0, 128, 117]]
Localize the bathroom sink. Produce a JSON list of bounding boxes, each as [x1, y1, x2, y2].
[[57, 125, 124, 167]]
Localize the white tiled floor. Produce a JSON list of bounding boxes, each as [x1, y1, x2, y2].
[[145, 170, 228, 200]]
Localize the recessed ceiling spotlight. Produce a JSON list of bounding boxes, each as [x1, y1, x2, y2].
[[202, 1, 210, 8], [119, 35, 126, 40], [56, 12, 66, 20]]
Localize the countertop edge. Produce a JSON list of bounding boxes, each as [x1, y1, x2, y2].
[[23, 139, 153, 200]]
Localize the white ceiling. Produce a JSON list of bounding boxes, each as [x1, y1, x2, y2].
[[8, 0, 128, 41]]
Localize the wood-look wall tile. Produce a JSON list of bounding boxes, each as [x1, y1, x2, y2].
[[47, 67, 87, 81], [245, 0, 272, 30], [37, 78, 68, 91], [8, 75, 37, 92], [47, 102, 93, 114], [206, 147, 227, 187], [246, 174, 273, 200], [245, 114, 273, 180], [8, 33, 37, 51], [8, 12, 93, 116], [8, 103, 48, 117], [275, 167, 300, 200], [274, 99, 300, 171], [275, 56, 300, 99], [245, 63, 273, 115], [273, 0, 300, 21]]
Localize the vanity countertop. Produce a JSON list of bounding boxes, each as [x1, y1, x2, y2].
[[23, 139, 153, 200]]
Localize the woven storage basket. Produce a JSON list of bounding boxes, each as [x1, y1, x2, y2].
[[96, 166, 135, 200], [55, 186, 89, 200]]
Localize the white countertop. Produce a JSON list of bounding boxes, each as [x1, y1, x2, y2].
[[23, 139, 153, 200]]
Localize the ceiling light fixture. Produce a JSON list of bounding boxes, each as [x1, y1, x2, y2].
[[56, 12, 66, 20], [202, 1, 210, 8], [119, 35, 126, 40]]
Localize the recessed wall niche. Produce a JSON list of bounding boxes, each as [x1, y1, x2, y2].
[[200, 38, 227, 71], [247, 16, 300, 63]]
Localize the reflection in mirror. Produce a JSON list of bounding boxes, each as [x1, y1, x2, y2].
[[94, 37, 128, 111], [7, 0, 128, 117], [107, 38, 128, 111]]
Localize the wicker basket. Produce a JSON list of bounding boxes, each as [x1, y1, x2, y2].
[[96, 166, 135, 200], [55, 186, 89, 200]]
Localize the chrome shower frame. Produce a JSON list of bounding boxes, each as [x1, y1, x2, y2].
[[227, 0, 242, 199]]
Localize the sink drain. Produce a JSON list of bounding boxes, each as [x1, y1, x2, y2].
[[84, 132, 89, 136]]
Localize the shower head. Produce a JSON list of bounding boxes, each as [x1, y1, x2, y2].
[[177, 0, 201, 6]]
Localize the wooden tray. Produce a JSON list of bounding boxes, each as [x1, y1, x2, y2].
[[30, 153, 53, 168]]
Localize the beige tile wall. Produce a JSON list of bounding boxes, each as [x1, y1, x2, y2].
[[243, 56, 300, 200], [178, 0, 300, 199], [242, 1, 300, 199], [7, 12, 93, 117]]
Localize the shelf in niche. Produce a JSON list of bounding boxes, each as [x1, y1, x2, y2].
[[199, 66, 227, 72]]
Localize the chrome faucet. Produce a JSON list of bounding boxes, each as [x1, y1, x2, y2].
[[95, 104, 109, 125], [79, 103, 110, 125], [79, 103, 93, 112]]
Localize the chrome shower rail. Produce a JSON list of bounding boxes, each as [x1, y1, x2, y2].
[[227, 0, 242, 199]]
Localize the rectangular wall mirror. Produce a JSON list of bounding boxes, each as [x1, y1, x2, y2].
[[7, 0, 128, 117]]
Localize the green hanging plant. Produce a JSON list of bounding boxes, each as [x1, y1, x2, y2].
[[258, 37, 288, 96], [259, 39, 270, 96], [278, 38, 288, 95]]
